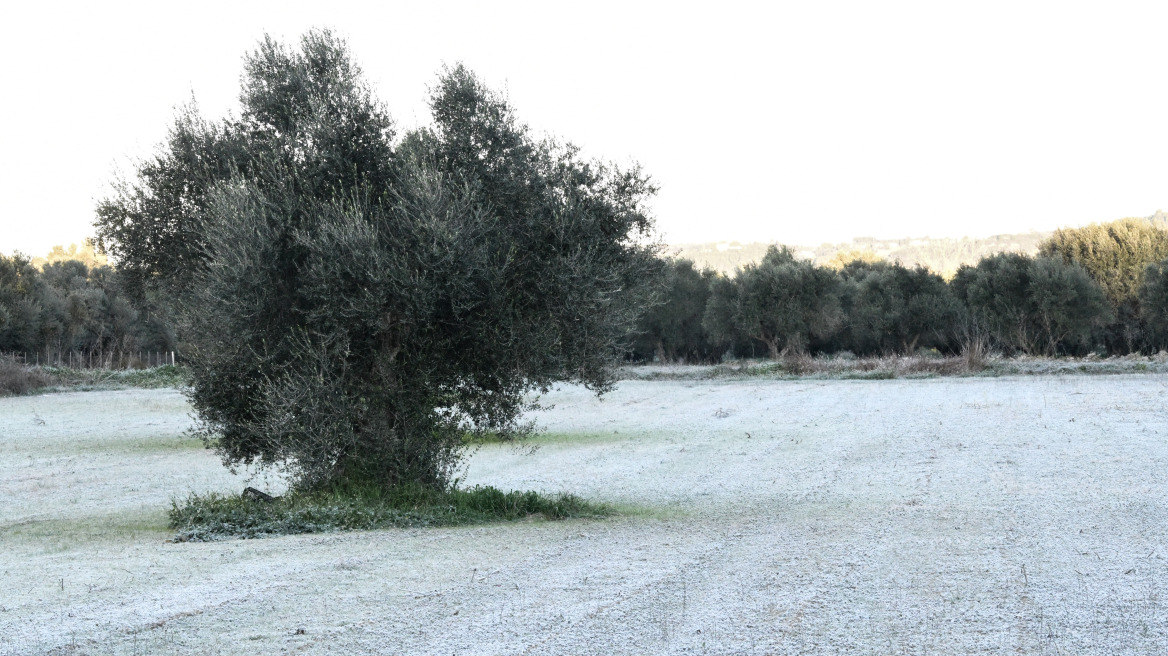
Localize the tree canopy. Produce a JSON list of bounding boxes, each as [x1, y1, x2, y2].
[[631, 258, 716, 362], [95, 31, 660, 491], [1138, 258, 1168, 350], [0, 252, 175, 358], [1039, 218, 1168, 308], [1038, 218, 1168, 350], [951, 253, 1109, 355], [838, 262, 960, 355], [704, 246, 841, 359]]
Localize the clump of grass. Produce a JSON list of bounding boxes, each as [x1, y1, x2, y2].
[[780, 351, 815, 375], [169, 482, 612, 542], [0, 356, 55, 396], [840, 369, 897, 380], [960, 333, 991, 372]]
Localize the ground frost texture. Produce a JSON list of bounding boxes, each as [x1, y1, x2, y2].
[[1, 375, 1166, 654]]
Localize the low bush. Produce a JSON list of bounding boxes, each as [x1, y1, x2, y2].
[[169, 483, 612, 541], [0, 357, 54, 396]]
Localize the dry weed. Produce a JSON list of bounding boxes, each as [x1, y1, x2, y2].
[[0, 356, 53, 396]]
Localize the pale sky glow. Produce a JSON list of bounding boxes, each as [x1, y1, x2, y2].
[[2, 0, 1166, 257]]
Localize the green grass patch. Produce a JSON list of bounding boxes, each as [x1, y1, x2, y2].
[[40, 364, 189, 392], [68, 435, 207, 455], [3, 509, 171, 550], [169, 483, 614, 541], [1, 363, 191, 396]]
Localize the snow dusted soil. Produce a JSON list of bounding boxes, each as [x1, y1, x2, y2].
[[2, 376, 1167, 655]]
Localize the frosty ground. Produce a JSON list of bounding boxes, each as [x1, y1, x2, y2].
[[2, 375, 1166, 655]]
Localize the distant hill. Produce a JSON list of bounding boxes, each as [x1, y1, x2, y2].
[[669, 211, 1168, 278], [668, 232, 1049, 278], [1148, 209, 1168, 229]]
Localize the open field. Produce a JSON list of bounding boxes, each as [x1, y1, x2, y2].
[[2, 376, 1167, 654]]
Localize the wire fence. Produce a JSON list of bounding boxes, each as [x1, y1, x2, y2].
[[1, 350, 176, 369]]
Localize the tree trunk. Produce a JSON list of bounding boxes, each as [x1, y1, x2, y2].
[[765, 338, 780, 360]]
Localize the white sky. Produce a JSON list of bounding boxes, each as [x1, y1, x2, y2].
[[2, 0, 1166, 257]]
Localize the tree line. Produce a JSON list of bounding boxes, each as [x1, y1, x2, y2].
[[0, 250, 174, 360], [8, 214, 1168, 367], [632, 216, 1168, 362]]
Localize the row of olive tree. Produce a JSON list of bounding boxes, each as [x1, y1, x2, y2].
[[631, 246, 1134, 362], [0, 253, 174, 358]]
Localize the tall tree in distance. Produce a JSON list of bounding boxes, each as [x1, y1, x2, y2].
[[1039, 217, 1168, 351]]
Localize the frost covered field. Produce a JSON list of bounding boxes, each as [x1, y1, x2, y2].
[[2, 376, 1168, 655]]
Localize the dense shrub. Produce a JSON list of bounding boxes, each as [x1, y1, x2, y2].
[[0, 253, 174, 358], [1138, 258, 1168, 351]]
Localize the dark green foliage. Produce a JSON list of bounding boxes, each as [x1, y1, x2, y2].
[[95, 106, 247, 298], [951, 253, 1033, 353], [951, 253, 1110, 355], [700, 273, 743, 358], [837, 262, 960, 355], [1026, 257, 1113, 355], [100, 32, 659, 492], [631, 258, 718, 362], [0, 253, 171, 358], [1138, 258, 1168, 350], [95, 33, 396, 298], [169, 483, 612, 541], [704, 246, 841, 358]]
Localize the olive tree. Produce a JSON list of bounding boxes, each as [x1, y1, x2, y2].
[[838, 261, 960, 355], [951, 253, 1110, 355], [704, 246, 841, 359], [632, 258, 717, 362], [95, 32, 660, 491]]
